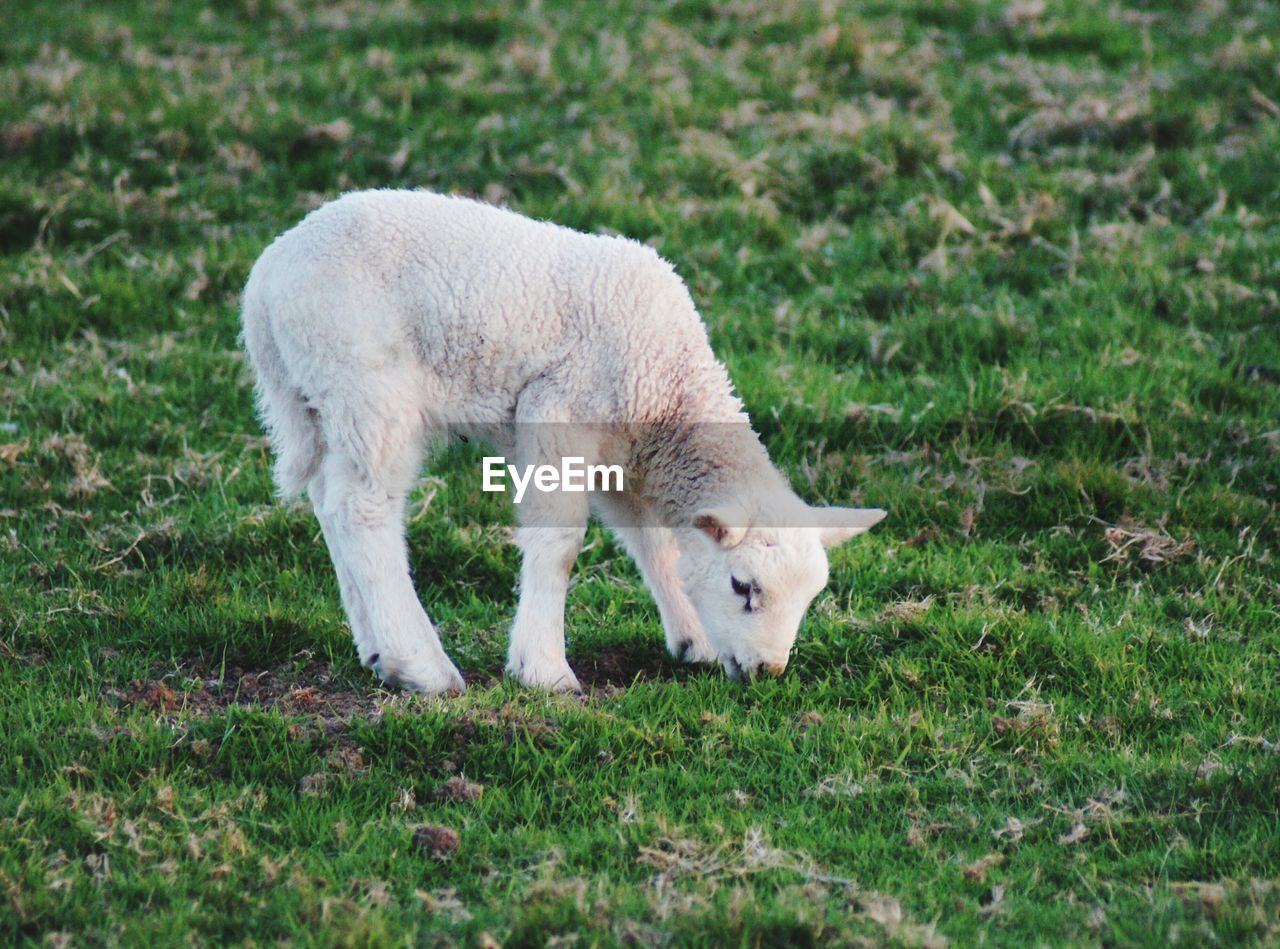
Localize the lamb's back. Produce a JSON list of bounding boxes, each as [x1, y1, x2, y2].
[[247, 190, 724, 421]]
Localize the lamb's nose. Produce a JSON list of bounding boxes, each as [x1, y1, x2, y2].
[[760, 661, 787, 678]]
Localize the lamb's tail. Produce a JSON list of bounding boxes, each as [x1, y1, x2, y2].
[[241, 279, 323, 500]]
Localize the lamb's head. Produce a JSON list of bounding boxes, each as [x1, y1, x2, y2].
[[678, 500, 885, 681]]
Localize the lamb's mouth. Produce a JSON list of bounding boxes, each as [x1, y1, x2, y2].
[[720, 656, 788, 682]]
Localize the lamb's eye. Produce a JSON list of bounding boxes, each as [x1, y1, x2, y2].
[[730, 576, 759, 613]]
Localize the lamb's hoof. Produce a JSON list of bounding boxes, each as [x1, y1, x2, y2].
[[669, 635, 716, 665], [507, 658, 582, 694], [720, 655, 746, 683], [373, 652, 466, 696]]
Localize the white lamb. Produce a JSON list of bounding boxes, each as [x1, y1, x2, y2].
[[241, 190, 885, 694]]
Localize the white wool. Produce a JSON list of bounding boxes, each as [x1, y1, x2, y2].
[[242, 190, 884, 694]]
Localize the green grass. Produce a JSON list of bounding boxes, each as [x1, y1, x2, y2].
[[3, 0, 1279, 943]]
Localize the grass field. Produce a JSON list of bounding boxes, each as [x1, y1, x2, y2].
[[3, 0, 1279, 943]]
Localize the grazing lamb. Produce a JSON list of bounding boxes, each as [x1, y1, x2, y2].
[[241, 190, 885, 694]]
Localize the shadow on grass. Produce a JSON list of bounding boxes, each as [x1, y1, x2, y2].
[[466, 642, 707, 691]]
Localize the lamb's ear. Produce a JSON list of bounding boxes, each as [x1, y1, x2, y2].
[[812, 507, 886, 548], [692, 506, 748, 549]]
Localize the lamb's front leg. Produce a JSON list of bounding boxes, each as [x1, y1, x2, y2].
[[504, 430, 589, 692], [596, 496, 715, 664], [612, 524, 716, 664], [507, 522, 586, 691]]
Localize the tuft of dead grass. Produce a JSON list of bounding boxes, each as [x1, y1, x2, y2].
[[1099, 519, 1196, 566]]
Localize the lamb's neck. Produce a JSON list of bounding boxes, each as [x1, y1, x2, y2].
[[640, 398, 785, 529], [620, 317, 787, 525]]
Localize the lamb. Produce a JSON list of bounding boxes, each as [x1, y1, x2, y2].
[[240, 189, 885, 694]]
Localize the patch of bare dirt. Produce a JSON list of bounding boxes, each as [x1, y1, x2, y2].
[[103, 655, 379, 729], [103, 642, 704, 728], [411, 823, 461, 860]]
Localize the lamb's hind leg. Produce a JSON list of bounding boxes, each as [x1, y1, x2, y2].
[[308, 415, 464, 695]]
